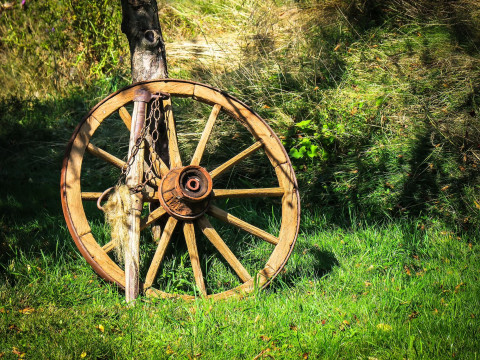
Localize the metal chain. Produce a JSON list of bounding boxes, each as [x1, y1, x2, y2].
[[119, 96, 165, 193]]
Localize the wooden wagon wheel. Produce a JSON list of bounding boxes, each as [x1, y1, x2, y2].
[[61, 79, 300, 300]]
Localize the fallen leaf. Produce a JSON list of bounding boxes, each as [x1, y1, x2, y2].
[[454, 282, 465, 293], [2, 2, 15, 10], [12, 348, 25, 358], [441, 185, 450, 191], [404, 267, 411, 276], [260, 335, 271, 342], [290, 324, 298, 331], [303, 353, 309, 359], [376, 323, 392, 331], [408, 311, 419, 320], [364, 281, 372, 287], [8, 324, 21, 333], [166, 345, 174, 355], [334, 44, 341, 51], [96, 324, 105, 333], [18, 307, 34, 314], [81, 352, 87, 358]]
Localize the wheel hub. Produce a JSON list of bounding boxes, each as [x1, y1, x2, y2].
[[158, 165, 213, 220]]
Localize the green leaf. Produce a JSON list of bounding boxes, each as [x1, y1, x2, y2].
[[307, 145, 320, 158], [376, 97, 385, 107], [300, 138, 312, 146], [289, 147, 306, 159], [295, 120, 312, 129]]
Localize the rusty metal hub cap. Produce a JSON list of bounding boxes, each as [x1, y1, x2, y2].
[[158, 165, 213, 220]]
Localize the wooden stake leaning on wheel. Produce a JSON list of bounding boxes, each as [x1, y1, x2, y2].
[[124, 89, 148, 302], [60, 79, 300, 300]]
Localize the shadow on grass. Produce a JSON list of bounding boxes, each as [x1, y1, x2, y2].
[[0, 82, 128, 268], [269, 247, 339, 292]]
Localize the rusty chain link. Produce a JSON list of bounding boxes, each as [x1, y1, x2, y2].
[[120, 95, 167, 193]]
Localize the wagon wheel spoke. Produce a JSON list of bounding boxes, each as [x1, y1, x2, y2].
[[144, 216, 178, 289], [164, 98, 182, 168], [81, 192, 104, 201], [209, 141, 263, 179], [212, 188, 284, 199], [119, 106, 132, 130], [197, 216, 251, 283], [191, 104, 221, 166], [208, 205, 278, 245], [140, 206, 167, 230], [183, 222, 207, 296], [86, 143, 126, 170]]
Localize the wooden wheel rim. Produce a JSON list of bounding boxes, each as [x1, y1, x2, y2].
[[60, 79, 300, 300]]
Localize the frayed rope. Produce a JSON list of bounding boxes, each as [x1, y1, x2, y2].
[[103, 185, 132, 264]]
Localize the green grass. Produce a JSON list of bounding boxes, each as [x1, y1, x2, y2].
[[1, 212, 479, 359], [2, 0, 480, 358]]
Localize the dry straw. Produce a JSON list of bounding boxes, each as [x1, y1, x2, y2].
[[103, 185, 132, 264]]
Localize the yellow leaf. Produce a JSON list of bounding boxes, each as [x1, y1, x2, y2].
[[96, 324, 105, 333], [454, 282, 465, 293], [12, 348, 25, 357], [81, 352, 87, 358], [376, 323, 392, 331], [259, 335, 271, 342], [18, 307, 34, 314], [334, 44, 341, 51], [166, 345, 174, 355]]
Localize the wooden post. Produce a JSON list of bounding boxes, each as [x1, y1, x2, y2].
[[121, 0, 168, 302], [124, 90, 150, 303]]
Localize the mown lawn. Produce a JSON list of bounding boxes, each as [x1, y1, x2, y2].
[[1, 209, 479, 359]]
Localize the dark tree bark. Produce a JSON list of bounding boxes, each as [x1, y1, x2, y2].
[[121, 0, 168, 82]]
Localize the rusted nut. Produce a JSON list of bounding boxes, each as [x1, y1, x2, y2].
[[158, 165, 213, 220], [175, 166, 212, 203], [186, 178, 200, 192]]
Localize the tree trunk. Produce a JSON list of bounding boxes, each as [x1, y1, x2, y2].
[[120, 0, 168, 302], [121, 0, 168, 82]]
